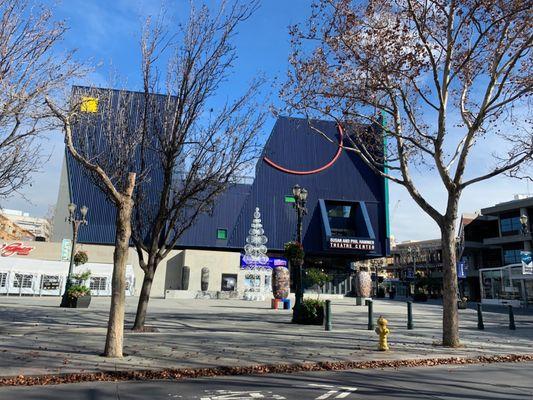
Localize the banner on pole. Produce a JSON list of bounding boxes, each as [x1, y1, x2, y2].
[[521, 251, 532, 275]]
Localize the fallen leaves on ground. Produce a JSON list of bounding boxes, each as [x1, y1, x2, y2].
[[0, 354, 532, 387]]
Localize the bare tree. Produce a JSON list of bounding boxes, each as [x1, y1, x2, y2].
[[0, 0, 78, 202], [283, 0, 532, 347], [46, 89, 143, 357], [131, 1, 264, 331]]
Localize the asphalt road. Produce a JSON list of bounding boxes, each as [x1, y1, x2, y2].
[[0, 362, 532, 400]]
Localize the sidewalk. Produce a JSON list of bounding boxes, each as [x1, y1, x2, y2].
[[0, 296, 532, 379]]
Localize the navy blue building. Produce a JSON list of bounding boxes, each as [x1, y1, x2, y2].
[[53, 87, 390, 294]]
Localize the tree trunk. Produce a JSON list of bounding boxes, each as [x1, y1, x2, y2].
[[132, 262, 156, 331], [441, 216, 460, 347], [104, 201, 133, 358]]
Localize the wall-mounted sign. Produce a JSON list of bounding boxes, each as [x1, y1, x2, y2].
[[329, 237, 375, 251], [1, 242, 34, 257], [240, 255, 287, 269], [522, 251, 532, 275]]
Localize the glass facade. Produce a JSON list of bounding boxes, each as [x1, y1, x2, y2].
[[503, 248, 522, 264], [326, 202, 356, 237], [500, 215, 522, 236]]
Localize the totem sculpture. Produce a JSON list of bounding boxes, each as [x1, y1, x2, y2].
[[201, 267, 209, 292], [272, 266, 290, 299], [355, 265, 372, 298]]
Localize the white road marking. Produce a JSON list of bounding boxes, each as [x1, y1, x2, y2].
[[308, 384, 358, 399], [316, 390, 339, 399]]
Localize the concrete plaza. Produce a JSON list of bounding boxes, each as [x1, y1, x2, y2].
[[0, 296, 532, 378]]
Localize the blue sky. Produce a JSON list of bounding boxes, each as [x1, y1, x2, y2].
[[3, 0, 531, 242]]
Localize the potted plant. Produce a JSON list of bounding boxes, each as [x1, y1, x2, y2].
[[293, 298, 324, 325], [66, 270, 91, 308], [284, 241, 304, 264], [73, 250, 88, 266]]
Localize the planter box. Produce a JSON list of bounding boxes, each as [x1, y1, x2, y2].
[[67, 295, 91, 308]]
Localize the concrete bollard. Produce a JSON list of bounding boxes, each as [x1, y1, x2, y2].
[[407, 301, 413, 330], [367, 299, 374, 330], [325, 300, 332, 331], [508, 305, 516, 330], [477, 303, 484, 330]]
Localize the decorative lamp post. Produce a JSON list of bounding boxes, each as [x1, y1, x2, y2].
[[292, 184, 308, 317], [60, 203, 89, 307]]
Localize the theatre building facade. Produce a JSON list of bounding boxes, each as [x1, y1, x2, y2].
[[2, 87, 389, 299]]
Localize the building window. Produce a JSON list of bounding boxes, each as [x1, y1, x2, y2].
[[90, 277, 107, 291], [13, 273, 33, 289], [221, 273, 237, 291], [500, 215, 521, 236], [41, 275, 60, 290], [503, 249, 521, 265], [217, 228, 227, 240], [326, 202, 356, 237], [0, 272, 6, 287]]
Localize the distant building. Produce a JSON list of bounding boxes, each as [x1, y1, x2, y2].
[[0, 214, 35, 242], [460, 195, 532, 306], [386, 239, 443, 298], [1, 209, 51, 241]]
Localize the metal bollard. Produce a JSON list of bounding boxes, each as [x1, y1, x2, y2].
[[509, 305, 516, 330], [325, 300, 332, 331], [367, 299, 374, 330], [407, 301, 413, 330], [477, 303, 484, 330]]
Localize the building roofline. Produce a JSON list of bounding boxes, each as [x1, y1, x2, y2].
[[481, 196, 533, 215]]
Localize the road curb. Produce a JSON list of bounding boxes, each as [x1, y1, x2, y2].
[[1, 353, 532, 387]]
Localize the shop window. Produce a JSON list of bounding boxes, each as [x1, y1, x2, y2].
[[217, 228, 227, 240], [500, 215, 521, 236], [90, 277, 107, 291], [41, 275, 60, 290], [13, 273, 33, 288], [221, 274, 237, 291]]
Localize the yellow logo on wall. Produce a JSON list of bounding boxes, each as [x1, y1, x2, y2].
[[80, 97, 99, 113]]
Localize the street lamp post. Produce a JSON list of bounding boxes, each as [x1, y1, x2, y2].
[[292, 184, 308, 317], [60, 203, 88, 307], [520, 214, 529, 235], [520, 213, 531, 252]]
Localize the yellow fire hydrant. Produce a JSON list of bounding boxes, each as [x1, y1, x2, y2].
[[374, 315, 390, 351]]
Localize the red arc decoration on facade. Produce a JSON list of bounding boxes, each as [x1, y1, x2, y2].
[[263, 124, 345, 175], [1, 242, 34, 257]]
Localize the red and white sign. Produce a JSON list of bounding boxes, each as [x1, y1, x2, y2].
[[1, 242, 34, 257]]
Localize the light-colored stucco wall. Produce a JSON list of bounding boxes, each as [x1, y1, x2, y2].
[[2, 241, 244, 298]]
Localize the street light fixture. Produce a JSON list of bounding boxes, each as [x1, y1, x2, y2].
[[291, 184, 308, 321], [520, 214, 529, 235], [60, 202, 89, 307]]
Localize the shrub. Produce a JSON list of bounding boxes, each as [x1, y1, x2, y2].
[[67, 284, 91, 299], [304, 268, 331, 298], [293, 298, 324, 325]]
